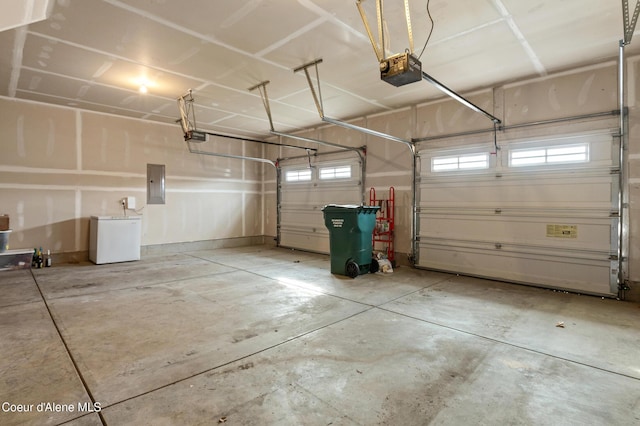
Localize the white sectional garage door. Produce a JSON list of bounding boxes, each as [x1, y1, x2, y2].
[[278, 152, 363, 253], [416, 131, 619, 296]]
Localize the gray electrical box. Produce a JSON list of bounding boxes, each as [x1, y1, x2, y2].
[[147, 164, 165, 204], [185, 130, 208, 142], [380, 53, 422, 87]]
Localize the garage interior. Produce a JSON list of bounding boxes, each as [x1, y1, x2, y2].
[[1, 0, 639, 424]]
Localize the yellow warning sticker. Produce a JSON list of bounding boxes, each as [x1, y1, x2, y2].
[[546, 224, 578, 238]]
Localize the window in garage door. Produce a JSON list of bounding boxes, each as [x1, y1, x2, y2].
[[278, 152, 363, 253], [416, 131, 619, 296]]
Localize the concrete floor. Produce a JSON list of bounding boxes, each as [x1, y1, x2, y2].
[[0, 245, 639, 425]]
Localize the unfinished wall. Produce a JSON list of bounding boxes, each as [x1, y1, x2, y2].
[[0, 97, 263, 258], [262, 58, 637, 288], [364, 109, 415, 259], [4, 54, 634, 288]]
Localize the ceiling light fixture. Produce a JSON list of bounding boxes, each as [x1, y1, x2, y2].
[[133, 76, 154, 94]]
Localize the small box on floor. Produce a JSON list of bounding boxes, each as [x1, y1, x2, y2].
[[0, 249, 33, 270], [0, 215, 9, 231]]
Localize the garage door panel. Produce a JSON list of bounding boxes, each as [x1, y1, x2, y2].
[[280, 208, 325, 229], [419, 207, 611, 219], [416, 130, 618, 296], [419, 237, 609, 261], [280, 227, 329, 253], [419, 176, 614, 209], [281, 184, 361, 206], [279, 154, 362, 253], [418, 243, 613, 295], [418, 214, 613, 252]]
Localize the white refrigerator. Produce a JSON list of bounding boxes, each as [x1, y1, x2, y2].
[[89, 216, 142, 264]]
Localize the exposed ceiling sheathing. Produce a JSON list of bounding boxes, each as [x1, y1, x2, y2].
[[0, 0, 636, 139]]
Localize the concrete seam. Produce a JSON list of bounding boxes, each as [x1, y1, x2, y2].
[[374, 305, 640, 382], [29, 269, 108, 426]]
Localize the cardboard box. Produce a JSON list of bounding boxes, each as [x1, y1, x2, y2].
[[0, 215, 8, 231]]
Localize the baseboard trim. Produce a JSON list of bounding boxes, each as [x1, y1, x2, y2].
[[53, 236, 268, 265], [141, 236, 266, 256]]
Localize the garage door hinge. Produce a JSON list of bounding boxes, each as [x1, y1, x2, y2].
[[609, 254, 619, 261], [610, 211, 620, 217]]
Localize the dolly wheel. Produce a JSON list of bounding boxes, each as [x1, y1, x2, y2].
[[369, 258, 379, 273], [346, 261, 359, 278]]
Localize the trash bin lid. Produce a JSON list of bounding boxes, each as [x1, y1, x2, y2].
[[321, 204, 380, 212], [322, 204, 360, 210]]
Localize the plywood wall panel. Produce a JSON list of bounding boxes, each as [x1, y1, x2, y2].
[[365, 110, 414, 176], [0, 99, 265, 256], [319, 119, 367, 149], [81, 112, 178, 173], [243, 193, 263, 237], [81, 190, 147, 218], [0, 100, 77, 169], [0, 188, 77, 252], [263, 193, 277, 239], [141, 192, 245, 246], [503, 65, 617, 125], [416, 91, 496, 138]]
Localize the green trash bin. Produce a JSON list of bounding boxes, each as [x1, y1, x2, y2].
[[322, 204, 380, 278]]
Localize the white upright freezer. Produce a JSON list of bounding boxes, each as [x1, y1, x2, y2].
[[89, 216, 141, 264]]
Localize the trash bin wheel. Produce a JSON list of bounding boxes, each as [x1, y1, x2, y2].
[[369, 258, 379, 273], [346, 260, 359, 278]]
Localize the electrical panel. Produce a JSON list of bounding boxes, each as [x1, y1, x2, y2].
[[380, 53, 422, 87], [147, 164, 165, 205]]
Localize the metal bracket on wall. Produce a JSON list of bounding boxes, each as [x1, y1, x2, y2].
[[177, 89, 197, 136], [622, 0, 640, 44], [293, 59, 415, 155], [177, 89, 315, 166], [356, 0, 415, 61]]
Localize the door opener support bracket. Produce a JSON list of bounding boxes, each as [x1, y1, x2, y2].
[[249, 78, 365, 157], [294, 59, 415, 154]]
